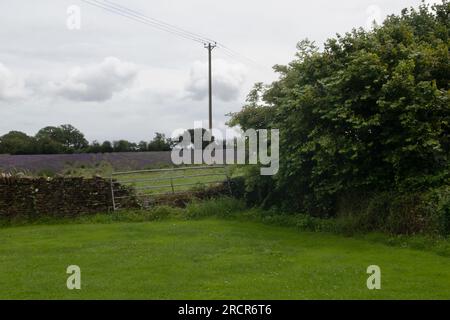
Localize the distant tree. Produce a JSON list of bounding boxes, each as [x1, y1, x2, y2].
[[36, 137, 65, 154], [59, 124, 88, 151], [176, 129, 213, 150], [148, 133, 172, 151], [36, 124, 88, 153], [113, 140, 135, 152], [138, 141, 148, 152], [0, 131, 37, 155], [0, 125, 175, 155], [100, 141, 114, 153], [88, 140, 102, 153], [35, 126, 60, 140]]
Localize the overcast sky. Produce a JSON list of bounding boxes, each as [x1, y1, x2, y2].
[[0, 0, 440, 142]]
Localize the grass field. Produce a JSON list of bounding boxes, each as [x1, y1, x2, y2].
[[113, 166, 231, 196], [1, 218, 449, 299]]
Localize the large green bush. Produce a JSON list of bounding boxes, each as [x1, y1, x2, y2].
[[229, 1, 449, 226]]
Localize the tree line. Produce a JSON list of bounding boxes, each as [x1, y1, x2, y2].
[[0, 125, 173, 155]]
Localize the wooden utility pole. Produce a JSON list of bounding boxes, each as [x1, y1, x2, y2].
[[205, 42, 216, 130]]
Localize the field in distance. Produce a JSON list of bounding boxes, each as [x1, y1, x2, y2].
[[0, 152, 173, 176]]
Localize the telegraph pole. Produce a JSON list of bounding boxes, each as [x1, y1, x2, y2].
[[205, 42, 216, 130]]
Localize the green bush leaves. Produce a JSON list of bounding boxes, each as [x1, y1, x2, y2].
[[229, 1, 449, 221]]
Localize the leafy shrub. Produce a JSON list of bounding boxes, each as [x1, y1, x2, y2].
[[423, 186, 450, 235], [332, 188, 450, 236], [385, 194, 434, 235], [228, 1, 450, 221], [185, 197, 247, 219]]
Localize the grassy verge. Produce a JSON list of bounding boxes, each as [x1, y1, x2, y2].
[[1, 217, 450, 299], [1, 197, 450, 257]]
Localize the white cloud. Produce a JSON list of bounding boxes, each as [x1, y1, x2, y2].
[[0, 0, 432, 141], [0, 63, 28, 101], [49, 57, 138, 102], [185, 59, 247, 102]]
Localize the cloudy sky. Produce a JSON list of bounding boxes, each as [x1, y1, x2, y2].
[[0, 0, 440, 142]]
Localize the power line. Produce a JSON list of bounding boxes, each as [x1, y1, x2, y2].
[[80, 0, 219, 130], [217, 44, 261, 67], [79, 0, 270, 129], [81, 0, 262, 68], [104, 0, 216, 44], [80, 0, 207, 44]]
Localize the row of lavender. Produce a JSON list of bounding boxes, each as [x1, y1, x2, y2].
[[0, 152, 173, 174]]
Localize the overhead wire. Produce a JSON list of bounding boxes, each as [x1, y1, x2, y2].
[[104, 0, 216, 44], [80, 0, 207, 44], [80, 0, 272, 72]]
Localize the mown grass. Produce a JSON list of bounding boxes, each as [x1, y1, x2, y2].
[[0, 198, 450, 299], [1, 197, 450, 257]]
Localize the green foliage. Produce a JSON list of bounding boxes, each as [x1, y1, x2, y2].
[[113, 140, 136, 152], [0, 124, 88, 155], [185, 197, 247, 219], [227, 83, 275, 131], [175, 128, 213, 150], [333, 186, 450, 236], [147, 132, 172, 151], [0, 131, 37, 155], [229, 1, 450, 218], [424, 185, 450, 235], [0, 127, 174, 155], [101, 140, 114, 153], [36, 124, 88, 152]]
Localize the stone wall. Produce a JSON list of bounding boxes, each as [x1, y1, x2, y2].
[[0, 175, 136, 218]]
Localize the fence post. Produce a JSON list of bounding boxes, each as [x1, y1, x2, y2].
[[225, 166, 233, 196], [110, 175, 116, 211], [170, 177, 175, 194]]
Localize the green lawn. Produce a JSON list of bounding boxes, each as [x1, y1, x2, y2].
[[0, 218, 449, 299]]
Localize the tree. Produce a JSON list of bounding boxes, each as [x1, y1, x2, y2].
[[175, 129, 213, 150], [229, 0, 450, 214], [36, 137, 65, 154], [148, 133, 172, 151], [0, 126, 177, 155], [35, 126, 60, 141], [101, 141, 114, 153], [113, 140, 135, 152], [36, 124, 88, 153], [88, 140, 102, 153], [227, 82, 274, 131], [59, 124, 88, 150], [0, 131, 37, 155], [138, 141, 148, 152]]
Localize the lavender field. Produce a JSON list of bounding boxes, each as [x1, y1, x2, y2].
[[0, 152, 173, 175]]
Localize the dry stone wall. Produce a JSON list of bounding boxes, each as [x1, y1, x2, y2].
[[0, 175, 137, 218]]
